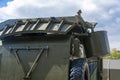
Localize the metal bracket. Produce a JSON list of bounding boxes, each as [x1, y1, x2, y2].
[[24, 48, 44, 79], [9, 46, 49, 79]]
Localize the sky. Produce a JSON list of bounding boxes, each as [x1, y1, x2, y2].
[[0, 0, 12, 7], [0, 0, 120, 50]]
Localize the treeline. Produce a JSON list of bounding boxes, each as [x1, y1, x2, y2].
[[104, 48, 120, 59]]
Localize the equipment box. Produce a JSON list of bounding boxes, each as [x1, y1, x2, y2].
[[85, 31, 110, 57]]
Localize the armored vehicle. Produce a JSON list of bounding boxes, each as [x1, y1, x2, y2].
[[0, 11, 110, 80]]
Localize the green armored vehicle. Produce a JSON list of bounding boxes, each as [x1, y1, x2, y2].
[[0, 11, 110, 80]]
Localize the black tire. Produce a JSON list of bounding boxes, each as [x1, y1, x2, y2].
[[70, 59, 90, 80]]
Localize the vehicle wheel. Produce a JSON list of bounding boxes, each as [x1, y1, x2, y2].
[[70, 59, 90, 80]]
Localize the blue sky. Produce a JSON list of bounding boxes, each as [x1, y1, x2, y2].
[[0, 0, 120, 50], [0, 0, 12, 7]]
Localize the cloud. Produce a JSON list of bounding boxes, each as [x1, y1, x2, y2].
[[0, 0, 120, 49], [0, 0, 119, 19], [109, 35, 120, 49]]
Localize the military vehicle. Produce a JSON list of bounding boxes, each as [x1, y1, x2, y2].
[[0, 10, 110, 80]]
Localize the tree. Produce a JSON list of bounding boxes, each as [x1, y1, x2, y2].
[[104, 48, 120, 59]]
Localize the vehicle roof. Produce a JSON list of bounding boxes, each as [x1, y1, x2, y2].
[[0, 14, 94, 38]]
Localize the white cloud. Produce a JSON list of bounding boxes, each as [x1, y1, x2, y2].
[[0, 0, 120, 49], [0, 0, 119, 19], [109, 35, 120, 50], [79, 0, 98, 12]]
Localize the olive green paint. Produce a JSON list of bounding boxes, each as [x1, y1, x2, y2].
[[0, 36, 71, 80]]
